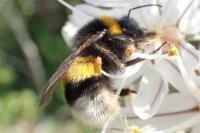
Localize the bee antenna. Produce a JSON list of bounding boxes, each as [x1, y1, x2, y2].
[[127, 4, 162, 19]]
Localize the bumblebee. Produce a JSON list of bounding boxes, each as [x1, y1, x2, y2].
[[38, 4, 161, 127]]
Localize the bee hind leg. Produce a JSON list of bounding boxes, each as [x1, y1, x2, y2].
[[119, 88, 137, 97]]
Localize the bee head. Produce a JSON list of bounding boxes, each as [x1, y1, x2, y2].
[[102, 33, 135, 61], [98, 16, 136, 61], [118, 16, 145, 39]]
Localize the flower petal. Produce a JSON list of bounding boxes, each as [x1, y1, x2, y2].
[[155, 0, 178, 30], [179, 40, 200, 73], [154, 59, 189, 94], [176, 56, 200, 107], [191, 122, 200, 133], [69, 4, 99, 27], [108, 109, 200, 133], [191, 63, 200, 87], [123, 93, 197, 117], [185, 9, 200, 34], [131, 0, 159, 30], [133, 65, 169, 120], [178, 0, 200, 33], [158, 93, 197, 114], [61, 22, 79, 46], [84, 0, 134, 8], [110, 62, 144, 89]]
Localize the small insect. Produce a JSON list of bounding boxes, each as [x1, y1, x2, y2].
[[38, 4, 161, 127]]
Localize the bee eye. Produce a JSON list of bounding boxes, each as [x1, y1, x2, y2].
[[125, 30, 137, 38]]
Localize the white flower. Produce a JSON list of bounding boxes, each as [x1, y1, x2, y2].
[[107, 93, 200, 133], [59, 0, 200, 132]]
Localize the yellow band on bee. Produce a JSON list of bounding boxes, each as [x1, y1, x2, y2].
[[62, 56, 102, 84], [99, 16, 122, 34]]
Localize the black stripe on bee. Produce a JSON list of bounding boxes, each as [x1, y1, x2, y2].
[[64, 76, 112, 105]]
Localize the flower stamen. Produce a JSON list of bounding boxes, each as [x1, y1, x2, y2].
[[168, 45, 179, 56], [123, 116, 151, 133]]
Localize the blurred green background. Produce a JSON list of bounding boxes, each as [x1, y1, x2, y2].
[[0, 0, 96, 132], [0, 0, 199, 133]]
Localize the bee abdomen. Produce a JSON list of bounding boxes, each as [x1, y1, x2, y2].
[[64, 77, 119, 127], [71, 88, 119, 127]]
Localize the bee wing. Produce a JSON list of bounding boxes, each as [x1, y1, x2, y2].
[[38, 52, 77, 109], [38, 30, 107, 109]]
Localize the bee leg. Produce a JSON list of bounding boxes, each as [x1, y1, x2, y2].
[[94, 56, 102, 74], [124, 57, 145, 67], [125, 41, 170, 67], [119, 88, 137, 97]]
